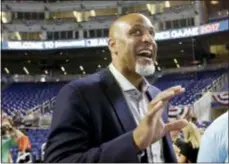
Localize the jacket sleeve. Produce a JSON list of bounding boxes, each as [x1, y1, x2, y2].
[[44, 83, 140, 163]]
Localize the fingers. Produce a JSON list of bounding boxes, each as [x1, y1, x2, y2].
[[149, 85, 185, 106], [154, 85, 185, 102], [167, 85, 185, 96], [159, 90, 176, 101], [164, 119, 189, 134], [149, 99, 162, 107], [150, 91, 175, 105], [147, 85, 186, 125], [147, 101, 164, 120], [167, 85, 183, 91]]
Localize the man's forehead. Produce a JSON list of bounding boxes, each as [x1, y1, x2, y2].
[[118, 24, 155, 34], [109, 13, 155, 36], [130, 23, 155, 29], [133, 16, 152, 24], [119, 17, 154, 29]]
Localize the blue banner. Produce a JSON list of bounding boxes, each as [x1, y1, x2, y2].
[[1, 19, 228, 50]]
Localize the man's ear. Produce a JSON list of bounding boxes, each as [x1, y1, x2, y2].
[[108, 38, 117, 55]]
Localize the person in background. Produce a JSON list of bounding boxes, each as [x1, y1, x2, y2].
[[169, 117, 185, 162], [8, 152, 13, 163], [197, 111, 228, 163], [169, 116, 183, 143], [174, 121, 201, 163], [13, 111, 23, 128], [1, 116, 25, 163], [18, 131, 31, 163], [170, 128, 183, 161]]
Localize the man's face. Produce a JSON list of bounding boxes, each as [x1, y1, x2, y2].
[[113, 15, 158, 76]]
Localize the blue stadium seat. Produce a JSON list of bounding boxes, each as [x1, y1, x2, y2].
[[5, 69, 226, 163], [2, 82, 66, 115], [154, 69, 226, 105]]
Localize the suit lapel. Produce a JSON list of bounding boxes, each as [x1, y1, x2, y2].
[[99, 69, 176, 162], [147, 86, 177, 162], [99, 68, 137, 132], [146, 86, 168, 121]]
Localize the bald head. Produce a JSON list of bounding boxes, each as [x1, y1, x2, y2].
[[109, 13, 153, 39], [108, 13, 157, 79]]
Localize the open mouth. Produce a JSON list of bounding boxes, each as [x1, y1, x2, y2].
[[136, 50, 152, 59]]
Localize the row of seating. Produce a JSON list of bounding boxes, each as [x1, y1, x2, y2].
[[2, 70, 225, 116], [154, 69, 226, 105], [4, 69, 226, 162], [2, 82, 66, 116]]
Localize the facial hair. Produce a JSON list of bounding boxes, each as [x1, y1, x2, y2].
[[135, 61, 155, 76]]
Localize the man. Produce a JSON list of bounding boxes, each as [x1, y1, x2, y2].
[[197, 111, 228, 163], [44, 13, 188, 163]]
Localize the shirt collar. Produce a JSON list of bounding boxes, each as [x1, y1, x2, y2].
[[108, 63, 150, 94]]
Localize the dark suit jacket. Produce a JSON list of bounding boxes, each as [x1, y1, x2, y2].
[[44, 68, 177, 163]]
